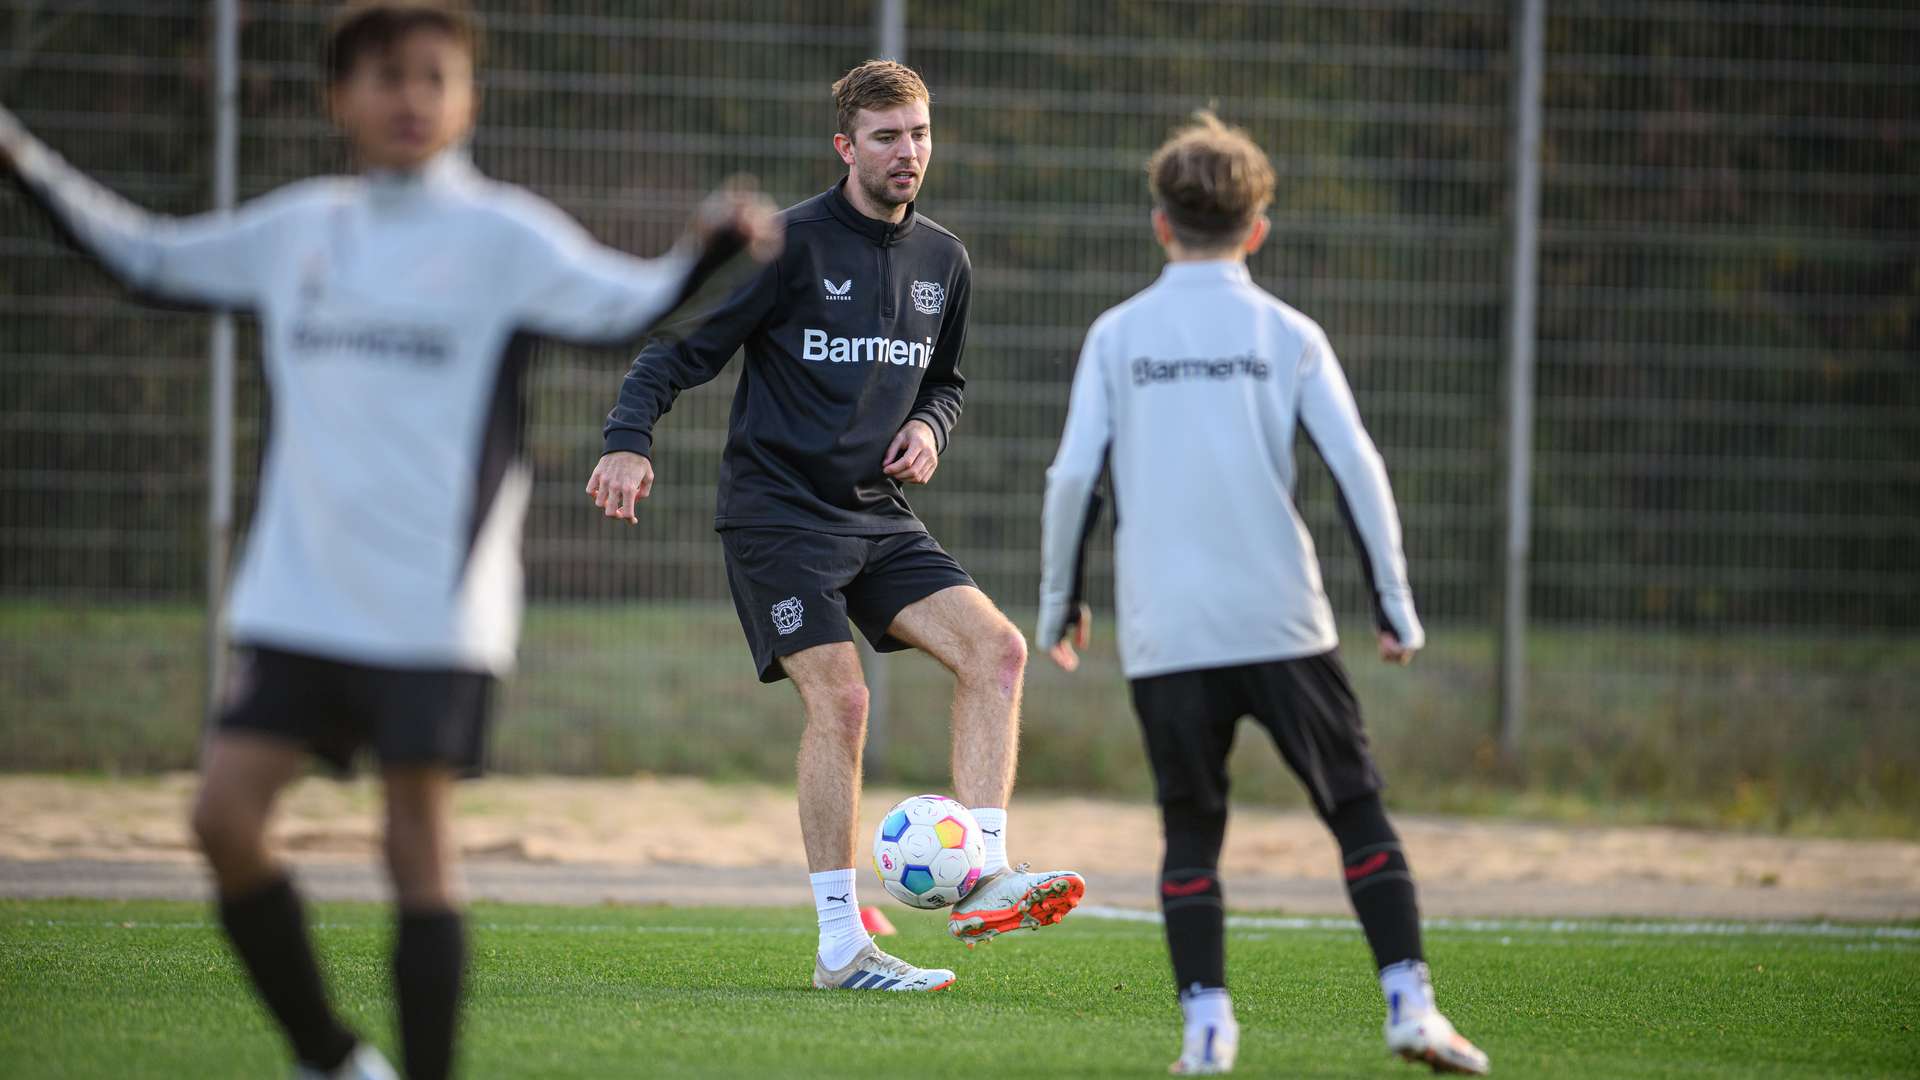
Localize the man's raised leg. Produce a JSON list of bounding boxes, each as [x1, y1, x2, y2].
[[887, 585, 1085, 941], [192, 734, 368, 1075], [884, 586, 1023, 816], [785, 642, 953, 991]]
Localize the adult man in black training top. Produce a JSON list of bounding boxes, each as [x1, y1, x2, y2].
[[586, 60, 1084, 993]]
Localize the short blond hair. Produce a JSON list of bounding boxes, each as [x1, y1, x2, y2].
[[832, 60, 931, 140], [1147, 111, 1275, 250]]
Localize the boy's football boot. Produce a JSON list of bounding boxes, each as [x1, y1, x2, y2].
[[1385, 1010, 1490, 1075], [1168, 1019, 1239, 1075]]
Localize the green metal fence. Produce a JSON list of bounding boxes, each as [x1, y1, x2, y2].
[[2, 2, 1914, 828]]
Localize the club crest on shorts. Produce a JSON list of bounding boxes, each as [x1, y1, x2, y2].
[[910, 279, 944, 315], [771, 596, 805, 636]]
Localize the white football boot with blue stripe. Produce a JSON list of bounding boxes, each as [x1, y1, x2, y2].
[[812, 941, 955, 992]]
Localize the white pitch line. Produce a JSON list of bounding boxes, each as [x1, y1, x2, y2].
[[10, 920, 810, 935], [15, 910, 1919, 943], [1075, 903, 1920, 941]]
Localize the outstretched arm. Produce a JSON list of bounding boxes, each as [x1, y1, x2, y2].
[[517, 185, 781, 349], [512, 182, 780, 526], [1297, 331, 1425, 659], [1037, 320, 1115, 669], [2, 103, 284, 309]]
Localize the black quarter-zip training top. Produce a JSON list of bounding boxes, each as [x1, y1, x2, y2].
[[604, 180, 970, 535]]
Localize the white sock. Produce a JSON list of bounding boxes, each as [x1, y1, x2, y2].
[[971, 807, 1009, 874], [1380, 959, 1435, 1022], [1175, 980, 1236, 1030], [810, 868, 871, 970]]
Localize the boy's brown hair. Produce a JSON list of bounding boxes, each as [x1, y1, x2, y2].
[[1147, 111, 1275, 251], [325, 0, 481, 85], [831, 60, 931, 140]]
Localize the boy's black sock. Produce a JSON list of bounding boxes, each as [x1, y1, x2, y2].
[[395, 908, 467, 1080], [1160, 800, 1229, 992], [217, 874, 357, 1071], [1328, 793, 1424, 969]]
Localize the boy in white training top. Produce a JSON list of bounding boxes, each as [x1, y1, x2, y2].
[[1035, 112, 1489, 1076], [0, 3, 779, 1077]]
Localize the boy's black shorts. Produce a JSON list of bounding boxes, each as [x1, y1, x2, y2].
[[1129, 651, 1383, 819], [217, 645, 494, 776], [720, 526, 976, 683]]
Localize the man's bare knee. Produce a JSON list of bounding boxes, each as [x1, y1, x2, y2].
[[962, 622, 1028, 694], [994, 624, 1029, 680], [807, 681, 870, 746]]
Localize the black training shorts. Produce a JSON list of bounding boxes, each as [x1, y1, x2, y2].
[[1129, 651, 1383, 819], [720, 526, 975, 683], [217, 645, 494, 776]]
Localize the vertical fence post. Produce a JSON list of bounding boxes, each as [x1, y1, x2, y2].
[[204, 0, 240, 728], [1498, 0, 1544, 765], [876, 0, 906, 62], [857, 0, 908, 777]]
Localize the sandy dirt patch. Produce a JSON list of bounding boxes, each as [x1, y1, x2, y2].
[[0, 775, 1914, 920]]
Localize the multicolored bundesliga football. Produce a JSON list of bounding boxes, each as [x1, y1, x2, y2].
[[872, 794, 985, 909]]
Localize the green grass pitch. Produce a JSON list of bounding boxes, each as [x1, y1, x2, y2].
[[1, 900, 1915, 1078]]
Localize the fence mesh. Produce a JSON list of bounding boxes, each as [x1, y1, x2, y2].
[[1521, 0, 1918, 821], [2, 1, 1914, 824]]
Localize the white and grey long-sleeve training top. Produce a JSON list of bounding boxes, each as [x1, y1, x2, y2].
[[5, 110, 701, 674], [1037, 260, 1423, 680]]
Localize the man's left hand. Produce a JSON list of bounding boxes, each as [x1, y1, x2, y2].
[[883, 419, 939, 484]]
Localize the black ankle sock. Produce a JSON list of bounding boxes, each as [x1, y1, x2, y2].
[[1328, 794, 1424, 968], [217, 874, 357, 1071], [395, 908, 467, 1080]]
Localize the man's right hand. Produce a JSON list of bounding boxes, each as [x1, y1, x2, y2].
[[586, 451, 654, 524]]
